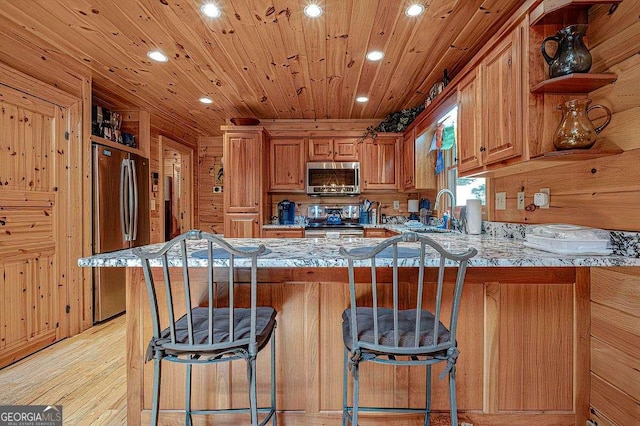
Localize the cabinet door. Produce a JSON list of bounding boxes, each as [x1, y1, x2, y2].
[[364, 228, 386, 238], [224, 213, 261, 238], [224, 132, 262, 213], [263, 229, 304, 238], [481, 27, 523, 165], [361, 137, 398, 190], [402, 129, 415, 191], [308, 138, 333, 161], [269, 138, 305, 191], [457, 69, 483, 174], [332, 138, 359, 161]]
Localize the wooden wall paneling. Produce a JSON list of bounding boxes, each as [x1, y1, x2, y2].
[[497, 283, 574, 411], [575, 267, 591, 426], [590, 373, 640, 426], [588, 3, 640, 73], [492, 149, 640, 230], [484, 282, 500, 413], [591, 338, 640, 402], [198, 136, 224, 234]]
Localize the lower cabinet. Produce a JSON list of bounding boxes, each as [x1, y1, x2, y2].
[[263, 229, 304, 238], [364, 228, 386, 238], [589, 267, 640, 426], [223, 213, 261, 238]]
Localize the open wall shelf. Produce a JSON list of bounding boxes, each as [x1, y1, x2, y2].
[[531, 73, 618, 93]]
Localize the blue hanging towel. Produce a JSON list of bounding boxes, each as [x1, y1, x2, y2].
[[435, 150, 444, 175]]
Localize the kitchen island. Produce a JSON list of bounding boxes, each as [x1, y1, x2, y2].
[[79, 234, 640, 425]]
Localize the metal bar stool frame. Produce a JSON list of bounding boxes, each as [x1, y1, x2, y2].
[[339, 232, 477, 426], [133, 230, 277, 426]]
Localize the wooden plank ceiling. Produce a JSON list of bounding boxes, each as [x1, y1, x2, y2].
[[0, 0, 523, 136]]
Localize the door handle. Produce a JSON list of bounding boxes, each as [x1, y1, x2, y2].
[[130, 159, 139, 241], [120, 159, 129, 242]]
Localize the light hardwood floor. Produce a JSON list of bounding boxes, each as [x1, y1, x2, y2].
[[0, 315, 126, 425]]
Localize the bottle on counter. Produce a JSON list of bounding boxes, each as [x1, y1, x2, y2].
[[371, 208, 377, 225], [442, 211, 449, 229]]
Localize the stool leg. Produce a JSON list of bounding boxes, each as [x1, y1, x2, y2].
[[342, 348, 348, 426], [271, 333, 277, 425], [449, 365, 458, 426], [352, 360, 360, 426], [185, 361, 192, 425], [425, 364, 432, 426], [151, 356, 161, 426], [249, 356, 258, 426]]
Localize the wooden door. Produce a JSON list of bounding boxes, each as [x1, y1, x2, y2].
[[223, 132, 261, 213], [361, 137, 398, 190], [160, 136, 194, 240], [457, 69, 483, 174], [402, 129, 415, 191], [332, 138, 359, 161], [269, 138, 305, 191], [0, 86, 65, 368], [481, 27, 523, 165], [224, 213, 260, 238], [308, 138, 333, 161]]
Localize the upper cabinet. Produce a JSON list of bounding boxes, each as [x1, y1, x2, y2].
[[457, 69, 483, 174], [402, 129, 416, 191], [361, 135, 400, 190], [309, 137, 359, 161], [456, 24, 524, 175], [480, 25, 524, 165], [269, 138, 306, 192], [403, 127, 437, 191]]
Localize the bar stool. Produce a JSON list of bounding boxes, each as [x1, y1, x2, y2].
[[134, 230, 277, 426], [339, 232, 477, 425]]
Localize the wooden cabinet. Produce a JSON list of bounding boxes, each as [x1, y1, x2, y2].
[[361, 135, 400, 190], [456, 24, 524, 175], [589, 267, 640, 426], [269, 138, 305, 191], [402, 130, 415, 191], [309, 138, 359, 161], [263, 229, 304, 238], [224, 213, 261, 238], [223, 127, 265, 237], [457, 69, 483, 174], [363, 228, 386, 238], [480, 25, 523, 165]]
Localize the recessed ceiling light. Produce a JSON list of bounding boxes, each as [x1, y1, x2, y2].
[[304, 4, 322, 18], [147, 50, 168, 62], [200, 3, 221, 18], [199, 97, 213, 104], [355, 96, 369, 103], [405, 4, 425, 17], [366, 51, 384, 61]]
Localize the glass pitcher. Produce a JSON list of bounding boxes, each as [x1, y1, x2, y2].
[[542, 24, 592, 78], [553, 99, 611, 150]]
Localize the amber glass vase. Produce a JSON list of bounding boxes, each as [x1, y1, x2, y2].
[[553, 99, 611, 150]]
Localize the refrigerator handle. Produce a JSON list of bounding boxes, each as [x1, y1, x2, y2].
[[130, 159, 139, 241], [120, 159, 130, 242]]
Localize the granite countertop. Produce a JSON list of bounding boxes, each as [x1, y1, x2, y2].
[[78, 232, 640, 269]]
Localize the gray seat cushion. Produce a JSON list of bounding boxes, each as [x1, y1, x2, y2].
[[149, 306, 277, 358], [342, 307, 451, 352]]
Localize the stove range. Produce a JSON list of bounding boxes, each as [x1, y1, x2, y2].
[[305, 222, 363, 229], [304, 221, 364, 238]]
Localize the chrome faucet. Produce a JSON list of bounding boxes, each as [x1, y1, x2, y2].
[[434, 189, 460, 231]]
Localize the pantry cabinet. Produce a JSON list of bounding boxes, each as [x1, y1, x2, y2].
[[223, 127, 265, 237], [361, 135, 400, 190], [269, 138, 306, 192], [309, 138, 359, 161]]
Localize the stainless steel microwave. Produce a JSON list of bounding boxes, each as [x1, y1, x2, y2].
[[306, 162, 360, 195]]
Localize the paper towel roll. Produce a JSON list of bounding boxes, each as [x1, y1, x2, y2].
[[466, 199, 482, 235]]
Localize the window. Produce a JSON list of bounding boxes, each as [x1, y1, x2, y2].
[[437, 106, 486, 207]]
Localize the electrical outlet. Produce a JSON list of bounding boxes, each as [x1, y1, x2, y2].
[[495, 192, 506, 210], [393, 200, 400, 210], [539, 187, 550, 209], [517, 192, 525, 210]]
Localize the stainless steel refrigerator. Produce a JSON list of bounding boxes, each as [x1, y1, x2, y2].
[[92, 143, 149, 322]]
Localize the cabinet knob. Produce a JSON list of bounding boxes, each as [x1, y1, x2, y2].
[[479, 146, 486, 152], [254, 202, 259, 205]]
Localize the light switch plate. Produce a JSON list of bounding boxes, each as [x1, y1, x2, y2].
[[495, 192, 506, 210], [150, 199, 156, 211], [517, 192, 525, 210], [393, 200, 400, 210]]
